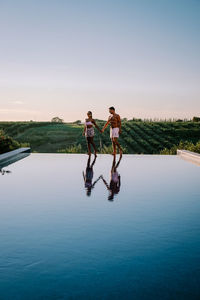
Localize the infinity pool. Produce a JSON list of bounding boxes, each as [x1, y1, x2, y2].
[[0, 154, 200, 299]]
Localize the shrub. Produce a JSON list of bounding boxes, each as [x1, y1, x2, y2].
[[58, 144, 82, 153], [0, 130, 29, 154], [100, 144, 128, 154], [160, 140, 200, 155]]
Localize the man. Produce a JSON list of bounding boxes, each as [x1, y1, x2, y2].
[[101, 155, 122, 201], [102, 106, 123, 156]]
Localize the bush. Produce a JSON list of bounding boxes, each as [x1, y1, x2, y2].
[[0, 130, 29, 154], [58, 144, 83, 153], [160, 140, 200, 155], [73, 120, 82, 125], [100, 145, 128, 154]]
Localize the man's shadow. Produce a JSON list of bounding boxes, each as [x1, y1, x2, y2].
[[83, 156, 101, 196], [101, 156, 122, 201]]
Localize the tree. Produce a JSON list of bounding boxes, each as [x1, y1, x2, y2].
[[51, 117, 64, 123], [192, 116, 200, 122], [73, 120, 82, 125]]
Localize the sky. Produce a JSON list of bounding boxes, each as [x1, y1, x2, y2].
[[0, 0, 199, 121]]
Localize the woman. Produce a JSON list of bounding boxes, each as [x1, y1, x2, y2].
[[83, 156, 101, 196], [83, 111, 101, 156]]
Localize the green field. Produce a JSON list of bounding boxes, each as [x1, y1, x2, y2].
[[0, 121, 200, 154]]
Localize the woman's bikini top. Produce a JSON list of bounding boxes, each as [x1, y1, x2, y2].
[[85, 120, 93, 126]]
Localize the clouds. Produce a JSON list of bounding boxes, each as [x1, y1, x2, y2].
[[0, 108, 42, 121], [0, 0, 199, 120], [11, 100, 24, 105]]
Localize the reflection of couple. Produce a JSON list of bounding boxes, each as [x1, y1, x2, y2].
[[83, 106, 123, 157], [83, 155, 122, 201]]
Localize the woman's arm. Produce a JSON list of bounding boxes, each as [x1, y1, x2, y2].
[[92, 176, 101, 188], [101, 176, 110, 190], [83, 124, 86, 136], [92, 119, 101, 132]]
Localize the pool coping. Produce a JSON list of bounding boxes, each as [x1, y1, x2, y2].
[[0, 148, 31, 166], [177, 149, 200, 166]]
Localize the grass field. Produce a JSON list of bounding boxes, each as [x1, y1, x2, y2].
[[0, 121, 200, 154]]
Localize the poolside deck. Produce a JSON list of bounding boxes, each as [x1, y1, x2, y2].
[[177, 149, 200, 166]]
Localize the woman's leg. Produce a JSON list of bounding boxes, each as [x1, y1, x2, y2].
[[90, 137, 97, 156], [87, 138, 92, 155]]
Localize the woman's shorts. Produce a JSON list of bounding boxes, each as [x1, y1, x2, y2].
[[85, 127, 94, 138], [110, 127, 119, 139]]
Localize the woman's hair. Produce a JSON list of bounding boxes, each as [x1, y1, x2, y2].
[[87, 111, 92, 116]]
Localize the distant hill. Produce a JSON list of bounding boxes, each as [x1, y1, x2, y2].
[[0, 121, 200, 154]]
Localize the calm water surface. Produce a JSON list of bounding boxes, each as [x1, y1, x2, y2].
[[0, 154, 200, 300]]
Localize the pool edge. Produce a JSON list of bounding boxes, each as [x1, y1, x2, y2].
[[177, 149, 200, 166]]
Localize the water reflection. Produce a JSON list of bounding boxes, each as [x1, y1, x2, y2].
[[83, 156, 101, 196], [1, 154, 200, 299], [83, 155, 122, 200], [0, 169, 11, 175], [0, 152, 30, 175], [101, 156, 122, 201]]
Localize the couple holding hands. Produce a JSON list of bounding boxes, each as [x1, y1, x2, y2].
[[83, 106, 123, 157]]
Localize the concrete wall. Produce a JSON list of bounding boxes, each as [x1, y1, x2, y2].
[[0, 148, 30, 169], [177, 149, 200, 166]]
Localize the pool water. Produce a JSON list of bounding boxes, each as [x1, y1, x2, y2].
[[0, 154, 200, 299]]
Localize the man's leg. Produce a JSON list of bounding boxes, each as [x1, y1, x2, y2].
[[114, 138, 123, 155], [112, 156, 116, 171], [112, 138, 116, 155]]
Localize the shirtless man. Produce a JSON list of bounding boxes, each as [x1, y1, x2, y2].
[[102, 107, 123, 156], [101, 155, 122, 201]]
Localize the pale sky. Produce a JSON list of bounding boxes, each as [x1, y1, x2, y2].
[[0, 0, 200, 121]]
